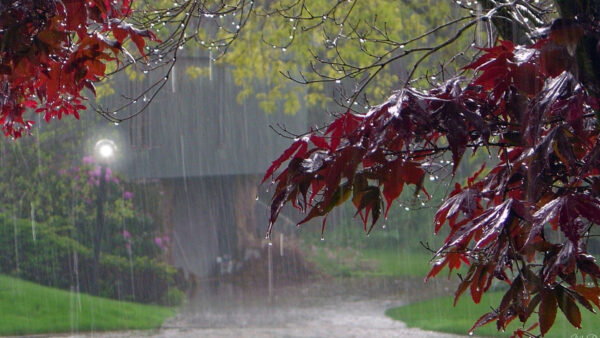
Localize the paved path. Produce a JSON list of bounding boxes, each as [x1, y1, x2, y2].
[[154, 299, 465, 338], [66, 299, 464, 337], [65, 277, 468, 338]]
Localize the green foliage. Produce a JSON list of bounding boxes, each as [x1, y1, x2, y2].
[[174, 0, 463, 114], [162, 287, 186, 306], [0, 213, 181, 304], [0, 274, 175, 336], [0, 114, 177, 302]]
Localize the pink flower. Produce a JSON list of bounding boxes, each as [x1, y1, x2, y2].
[[90, 166, 101, 177], [123, 191, 134, 199], [82, 156, 95, 165], [154, 234, 169, 250], [122, 230, 131, 239]]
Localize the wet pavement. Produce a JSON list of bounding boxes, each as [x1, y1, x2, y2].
[[67, 276, 469, 337]]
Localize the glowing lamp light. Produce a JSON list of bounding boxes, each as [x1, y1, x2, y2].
[[95, 139, 116, 162], [98, 143, 114, 158]]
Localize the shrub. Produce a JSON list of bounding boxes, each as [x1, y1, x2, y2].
[[0, 213, 182, 304], [162, 287, 186, 306]]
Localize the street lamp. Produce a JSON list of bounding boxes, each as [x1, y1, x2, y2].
[[95, 139, 116, 163], [91, 139, 116, 295]]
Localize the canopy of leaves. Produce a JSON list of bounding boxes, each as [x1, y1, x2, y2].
[[264, 1, 600, 336], [0, 0, 157, 138], [213, 0, 462, 113], [126, 0, 464, 117]]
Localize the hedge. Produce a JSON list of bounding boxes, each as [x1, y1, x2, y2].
[[0, 213, 183, 305]]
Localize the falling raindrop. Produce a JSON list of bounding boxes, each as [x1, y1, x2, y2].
[[30, 202, 36, 242]]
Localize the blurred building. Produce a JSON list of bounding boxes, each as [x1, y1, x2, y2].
[[110, 56, 310, 282]]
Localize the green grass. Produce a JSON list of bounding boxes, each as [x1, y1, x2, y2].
[[0, 274, 176, 336], [386, 291, 600, 337], [357, 249, 443, 277], [304, 244, 440, 278]]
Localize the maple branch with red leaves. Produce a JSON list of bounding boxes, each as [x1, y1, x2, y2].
[[0, 0, 160, 137], [264, 1, 600, 336], [0, 0, 255, 133]]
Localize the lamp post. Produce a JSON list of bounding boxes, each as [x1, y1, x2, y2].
[[91, 139, 116, 295]]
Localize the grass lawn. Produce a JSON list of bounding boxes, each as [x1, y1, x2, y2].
[[0, 274, 176, 336], [357, 249, 445, 277], [304, 244, 441, 278], [386, 290, 600, 337]]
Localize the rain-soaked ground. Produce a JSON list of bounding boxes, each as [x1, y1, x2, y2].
[[66, 276, 470, 337]]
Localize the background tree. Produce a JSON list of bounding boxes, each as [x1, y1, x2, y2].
[[264, 1, 600, 337], [131, 0, 460, 115]]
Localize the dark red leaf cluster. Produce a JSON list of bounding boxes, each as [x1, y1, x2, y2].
[[0, 0, 157, 137], [265, 16, 600, 336]]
